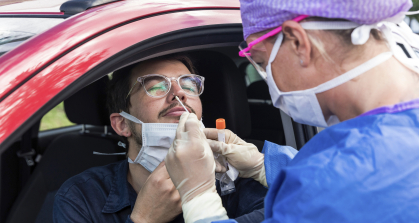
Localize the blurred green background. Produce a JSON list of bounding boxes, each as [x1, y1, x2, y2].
[[40, 102, 74, 131], [409, 0, 419, 23]]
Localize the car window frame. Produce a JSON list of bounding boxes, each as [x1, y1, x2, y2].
[[0, 22, 243, 150]]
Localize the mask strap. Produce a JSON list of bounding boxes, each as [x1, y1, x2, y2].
[[299, 13, 404, 46], [406, 10, 419, 15], [380, 23, 419, 73], [119, 111, 141, 164], [351, 12, 405, 45], [312, 52, 393, 94], [270, 21, 361, 64], [120, 111, 144, 124], [268, 32, 284, 64], [301, 21, 359, 30]]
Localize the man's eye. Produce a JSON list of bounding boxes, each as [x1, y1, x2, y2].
[[149, 86, 165, 91], [147, 81, 168, 93], [149, 85, 167, 91], [181, 83, 197, 93], [182, 87, 196, 92]]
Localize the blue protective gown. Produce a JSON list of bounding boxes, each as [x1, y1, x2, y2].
[[262, 100, 419, 222], [215, 99, 419, 223]]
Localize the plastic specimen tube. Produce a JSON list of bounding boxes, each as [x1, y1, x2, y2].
[[215, 118, 236, 196]]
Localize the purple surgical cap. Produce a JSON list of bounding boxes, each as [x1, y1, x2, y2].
[[240, 0, 413, 40]]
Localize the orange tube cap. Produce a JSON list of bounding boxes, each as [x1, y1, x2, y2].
[[216, 118, 226, 129]]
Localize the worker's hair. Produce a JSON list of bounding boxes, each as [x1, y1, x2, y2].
[[106, 53, 197, 149], [269, 17, 386, 65], [304, 17, 385, 63]]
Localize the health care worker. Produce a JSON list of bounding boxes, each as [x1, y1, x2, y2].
[[165, 0, 419, 222]]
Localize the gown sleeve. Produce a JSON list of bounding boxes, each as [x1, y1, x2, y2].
[[262, 141, 298, 188]]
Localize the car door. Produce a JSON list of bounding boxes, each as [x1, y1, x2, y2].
[[0, 2, 243, 222]]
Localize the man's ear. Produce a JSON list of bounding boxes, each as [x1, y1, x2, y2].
[[282, 20, 312, 67], [110, 113, 132, 137]]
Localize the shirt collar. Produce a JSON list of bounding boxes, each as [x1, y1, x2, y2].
[[359, 98, 419, 117], [102, 160, 133, 213]]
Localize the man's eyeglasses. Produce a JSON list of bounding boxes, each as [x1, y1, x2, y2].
[[238, 15, 309, 80], [126, 74, 205, 99]]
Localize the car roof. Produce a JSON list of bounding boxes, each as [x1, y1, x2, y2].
[[0, 0, 240, 100], [0, 0, 241, 148]]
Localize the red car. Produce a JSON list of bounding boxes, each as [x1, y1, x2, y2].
[[0, 0, 317, 222]]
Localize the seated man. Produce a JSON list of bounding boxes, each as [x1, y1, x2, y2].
[[53, 53, 267, 223]]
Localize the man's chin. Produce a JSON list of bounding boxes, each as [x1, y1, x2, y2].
[[160, 116, 181, 123]]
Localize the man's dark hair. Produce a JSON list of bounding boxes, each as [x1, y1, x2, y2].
[[106, 53, 197, 146]]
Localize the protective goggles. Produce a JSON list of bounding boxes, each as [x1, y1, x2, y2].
[[126, 74, 205, 99], [238, 15, 309, 80]]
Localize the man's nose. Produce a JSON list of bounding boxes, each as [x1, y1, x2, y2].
[[167, 79, 187, 103]]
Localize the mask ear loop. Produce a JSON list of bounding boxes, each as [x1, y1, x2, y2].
[[119, 111, 144, 124], [119, 111, 144, 164], [268, 32, 284, 64]]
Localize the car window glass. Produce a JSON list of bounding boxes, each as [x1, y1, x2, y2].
[[40, 102, 74, 131], [0, 17, 64, 56], [244, 63, 262, 86]]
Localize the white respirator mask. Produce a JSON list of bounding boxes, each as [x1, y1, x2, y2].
[[266, 12, 419, 128], [119, 111, 205, 172]]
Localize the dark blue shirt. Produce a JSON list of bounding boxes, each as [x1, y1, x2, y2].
[[53, 160, 267, 223]]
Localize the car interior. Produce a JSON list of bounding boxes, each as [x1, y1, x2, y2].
[[1, 29, 317, 223]]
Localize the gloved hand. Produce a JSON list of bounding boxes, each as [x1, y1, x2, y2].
[[165, 113, 228, 223], [204, 128, 267, 187]]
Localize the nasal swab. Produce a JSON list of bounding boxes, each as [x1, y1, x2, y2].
[[175, 96, 189, 113]]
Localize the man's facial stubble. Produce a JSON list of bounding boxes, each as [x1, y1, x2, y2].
[[128, 101, 197, 150]]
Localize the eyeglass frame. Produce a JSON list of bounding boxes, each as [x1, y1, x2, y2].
[[125, 73, 205, 99], [237, 15, 309, 80], [238, 15, 308, 58]]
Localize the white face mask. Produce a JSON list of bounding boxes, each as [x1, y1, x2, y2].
[[120, 111, 205, 172], [265, 13, 418, 128]]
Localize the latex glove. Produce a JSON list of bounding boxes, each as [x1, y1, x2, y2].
[[130, 161, 181, 223], [204, 128, 267, 187], [165, 113, 228, 223]]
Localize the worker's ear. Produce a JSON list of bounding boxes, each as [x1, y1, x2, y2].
[[110, 113, 132, 137], [282, 20, 312, 67]]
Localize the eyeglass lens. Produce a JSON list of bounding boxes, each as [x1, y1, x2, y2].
[[143, 75, 203, 97], [239, 41, 268, 80], [239, 41, 248, 53]]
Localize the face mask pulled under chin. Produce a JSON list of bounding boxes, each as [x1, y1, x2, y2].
[[119, 111, 205, 172]]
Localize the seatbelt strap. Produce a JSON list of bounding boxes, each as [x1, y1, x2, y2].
[[279, 110, 297, 149], [17, 127, 36, 189]]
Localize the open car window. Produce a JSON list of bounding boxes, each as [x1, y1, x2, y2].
[[40, 102, 75, 131], [0, 17, 64, 56]]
